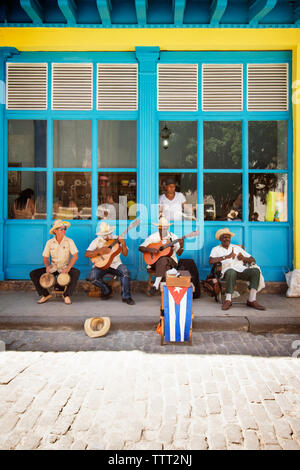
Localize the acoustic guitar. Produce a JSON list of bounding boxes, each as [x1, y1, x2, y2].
[[143, 230, 200, 266], [91, 219, 140, 269]]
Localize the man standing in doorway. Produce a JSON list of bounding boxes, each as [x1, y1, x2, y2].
[[159, 177, 187, 221]]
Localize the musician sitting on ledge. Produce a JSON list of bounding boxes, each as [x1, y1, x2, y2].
[[29, 220, 80, 305], [139, 216, 184, 296], [85, 222, 135, 305]]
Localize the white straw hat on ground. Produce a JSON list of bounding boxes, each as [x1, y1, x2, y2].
[[84, 317, 111, 338]]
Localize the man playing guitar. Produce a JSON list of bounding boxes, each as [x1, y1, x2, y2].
[[139, 217, 184, 295], [85, 221, 135, 305]]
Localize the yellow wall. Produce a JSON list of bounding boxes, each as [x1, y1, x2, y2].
[[1, 27, 300, 267]]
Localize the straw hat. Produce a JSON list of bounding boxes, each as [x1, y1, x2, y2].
[[215, 228, 235, 241], [84, 317, 111, 338], [152, 216, 173, 227], [40, 273, 55, 289], [57, 273, 70, 287], [96, 221, 115, 237], [49, 220, 70, 235]]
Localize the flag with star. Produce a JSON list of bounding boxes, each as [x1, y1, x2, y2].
[[163, 285, 193, 342]]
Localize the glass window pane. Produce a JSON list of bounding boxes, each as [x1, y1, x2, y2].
[[98, 172, 137, 220], [159, 173, 197, 221], [249, 121, 287, 169], [53, 172, 91, 219], [159, 121, 197, 169], [8, 171, 46, 219], [204, 173, 242, 221], [249, 173, 288, 222], [53, 120, 92, 168], [98, 121, 136, 168], [204, 121, 242, 169], [8, 120, 47, 168]]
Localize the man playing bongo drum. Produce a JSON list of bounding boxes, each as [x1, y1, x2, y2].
[[30, 220, 80, 305]]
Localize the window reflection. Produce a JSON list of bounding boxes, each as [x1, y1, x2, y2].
[[8, 120, 47, 168], [249, 121, 287, 169], [53, 120, 92, 168], [249, 173, 287, 222], [98, 121, 136, 168], [159, 121, 197, 169], [204, 121, 242, 169], [159, 173, 197, 221], [98, 173, 137, 220], [8, 171, 46, 219], [53, 172, 91, 219], [204, 173, 242, 221]]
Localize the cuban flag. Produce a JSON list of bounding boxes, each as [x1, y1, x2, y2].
[[163, 285, 193, 342]]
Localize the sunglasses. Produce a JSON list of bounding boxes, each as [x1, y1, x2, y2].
[[57, 227, 67, 231]]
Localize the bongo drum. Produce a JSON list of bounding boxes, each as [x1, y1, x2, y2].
[[57, 273, 70, 287], [40, 273, 55, 289]]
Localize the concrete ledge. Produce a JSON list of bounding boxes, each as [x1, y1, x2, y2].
[[248, 317, 300, 334], [193, 316, 249, 332], [0, 280, 287, 295]]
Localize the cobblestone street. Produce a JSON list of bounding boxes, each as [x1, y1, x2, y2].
[[0, 330, 300, 450]]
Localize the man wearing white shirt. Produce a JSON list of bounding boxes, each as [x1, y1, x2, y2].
[[209, 228, 266, 311], [85, 222, 135, 305], [139, 217, 184, 295], [159, 177, 186, 221]]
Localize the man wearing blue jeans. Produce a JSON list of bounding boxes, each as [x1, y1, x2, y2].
[[85, 222, 135, 305]]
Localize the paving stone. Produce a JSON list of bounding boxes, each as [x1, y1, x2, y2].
[[243, 430, 260, 450]]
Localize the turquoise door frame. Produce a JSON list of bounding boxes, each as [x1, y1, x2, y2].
[[0, 47, 293, 281]]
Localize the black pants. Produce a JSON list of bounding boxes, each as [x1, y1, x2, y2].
[[178, 258, 201, 298], [30, 267, 80, 298]]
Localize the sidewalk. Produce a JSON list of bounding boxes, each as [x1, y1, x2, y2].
[[1, 290, 300, 334]]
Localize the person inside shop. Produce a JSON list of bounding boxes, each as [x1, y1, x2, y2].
[[209, 228, 266, 311], [11, 188, 35, 219], [85, 222, 135, 305], [97, 193, 119, 220], [227, 193, 243, 221], [30, 220, 80, 305], [159, 177, 187, 221], [139, 216, 184, 296]]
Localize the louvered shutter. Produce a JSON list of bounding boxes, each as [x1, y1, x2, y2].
[[97, 64, 138, 111], [247, 64, 288, 111], [6, 63, 48, 110], [157, 64, 198, 111], [52, 63, 93, 110], [202, 64, 243, 111]]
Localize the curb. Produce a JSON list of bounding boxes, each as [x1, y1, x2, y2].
[[1, 315, 300, 334]]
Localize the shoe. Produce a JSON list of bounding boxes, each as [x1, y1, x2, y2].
[[64, 296, 72, 305], [222, 300, 232, 311], [149, 286, 158, 296], [122, 298, 136, 305], [37, 294, 52, 304], [246, 300, 266, 311]]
